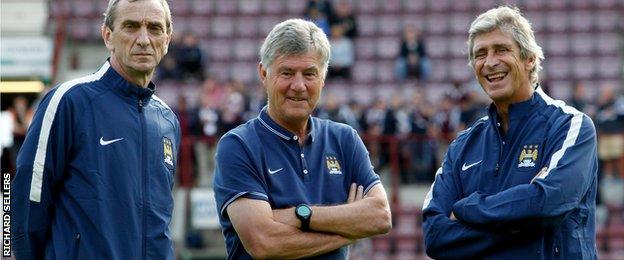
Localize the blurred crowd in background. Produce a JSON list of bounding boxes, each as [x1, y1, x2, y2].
[[1, 0, 624, 257]]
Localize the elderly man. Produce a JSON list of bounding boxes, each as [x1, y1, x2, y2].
[[213, 19, 392, 259], [422, 6, 598, 259], [11, 0, 179, 259]]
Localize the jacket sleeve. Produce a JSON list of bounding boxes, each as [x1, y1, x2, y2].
[[422, 144, 515, 259], [11, 90, 73, 259], [452, 114, 598, 230]]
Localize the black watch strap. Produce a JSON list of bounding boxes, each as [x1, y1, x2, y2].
[[295, 204, 312, 231]]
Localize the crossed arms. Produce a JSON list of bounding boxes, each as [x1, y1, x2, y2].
[[227, 183, 392, 259], [423, 114, 598, 258]]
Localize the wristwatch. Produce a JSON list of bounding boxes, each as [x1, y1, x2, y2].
[[295, 204, 312, 231]]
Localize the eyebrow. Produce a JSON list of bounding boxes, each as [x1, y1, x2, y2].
[[277, 65, 319, 72], [473, 43, 513, 54], [120, 20, 164, 28]]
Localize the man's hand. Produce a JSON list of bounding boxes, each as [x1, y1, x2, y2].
[[531, 167, 548, 183], [347, 183, 364, 203]]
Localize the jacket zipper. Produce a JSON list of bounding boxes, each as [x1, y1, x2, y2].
[[493, 119, 503, 177], [73, 233, 80, 259], [139, 98, 147, 260]]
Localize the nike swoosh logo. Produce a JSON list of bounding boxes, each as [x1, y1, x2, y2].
[[268, 168, 283, 174], [462, 160, 482, 171], [100, 137, 124, 146]]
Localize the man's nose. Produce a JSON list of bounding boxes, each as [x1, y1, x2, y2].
[[136, 27, 150, 48], [291, 73, 306, 91], [484, 52, 500, 68]]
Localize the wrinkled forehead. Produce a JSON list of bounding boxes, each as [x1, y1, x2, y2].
[[272, 52, 322, 70], [472, 29, 517, 53], [114, 0, 167, 26]]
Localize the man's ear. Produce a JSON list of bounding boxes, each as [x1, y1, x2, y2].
[[102, 24, 114, 52], [258, 62, 267, 85], [525, 55, 536, 72], [164, 31, 172, 55]]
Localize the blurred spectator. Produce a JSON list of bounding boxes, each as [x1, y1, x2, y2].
[[446, 80, 470, 103], [157, 55, 181, 81], [338, 99, 364, 132], [595, 85, 624, 179], [0, 109, 14, 174], [569, 81, 594, 115], [218, 80, 246, 135], [363, 98, 387, 136], [304, 6, 331, 36], [174, 95, 200, 136], [395, 24, 430, 81], [329, 0, 358, 39], [176, 32, 205, 81], [433, 95, 461, 141], [458, 92, 486, 130], [328, 25, 355, 79], [385, 95, 411, 136], [432, 95, 460, 164], [305, 0, 334, 21], [407, 93, 438, 183], [317, 95, 340, 121], [4, 96, 33, 173]]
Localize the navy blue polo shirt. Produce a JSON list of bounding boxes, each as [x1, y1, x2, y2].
[[214, 107, 381, 260]]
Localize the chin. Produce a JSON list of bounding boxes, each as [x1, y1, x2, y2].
[[285, 110, 310, 121], [131, 64, 156, 73]]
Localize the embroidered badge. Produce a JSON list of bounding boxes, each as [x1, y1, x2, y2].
[[518, 145, 538, 168], [326, 156, 342, 175], [163, 137, 174, 167]]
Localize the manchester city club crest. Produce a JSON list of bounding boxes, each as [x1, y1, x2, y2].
[[518, 145, 538, 168], [163, 137, 174, 168], [326, 156, 343, 175]]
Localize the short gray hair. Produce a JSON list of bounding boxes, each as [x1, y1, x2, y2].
[[467, 6, 544, 84], [103, 0, 173, 34], [259, 19, 331, 78]]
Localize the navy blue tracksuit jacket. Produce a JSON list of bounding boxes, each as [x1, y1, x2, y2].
[[423, 86, 598, 259], [11, 61, 180, 259]]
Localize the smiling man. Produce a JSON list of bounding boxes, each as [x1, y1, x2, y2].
[[11, 0, 179, 259], [422, 6, 598, 259], [213, 19, 391, 259]]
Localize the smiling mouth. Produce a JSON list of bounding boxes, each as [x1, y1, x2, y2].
[[288, 97, 307, 102], [485, 72, 507, 82]]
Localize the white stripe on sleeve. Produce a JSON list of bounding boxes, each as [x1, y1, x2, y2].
[[30, 62, 109, 202], [534, 87, 584, 180]]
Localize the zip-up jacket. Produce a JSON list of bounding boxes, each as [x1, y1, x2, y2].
[[11, 61, 181, 260], [423, 86, 598, 259]]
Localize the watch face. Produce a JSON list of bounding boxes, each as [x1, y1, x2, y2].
[[297, 205, 311, 217]]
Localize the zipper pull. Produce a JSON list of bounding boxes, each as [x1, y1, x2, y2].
[[138, 99, 143, 113], [494, 163, 499, 176]]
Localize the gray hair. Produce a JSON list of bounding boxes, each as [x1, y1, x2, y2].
[[259, 19, 331, 78], [103, 0, 173, 34], [467, 6, 544, 84]]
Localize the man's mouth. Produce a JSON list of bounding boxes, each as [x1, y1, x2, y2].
[[288, 97, 307, 102], [485, 72, 507, 82]]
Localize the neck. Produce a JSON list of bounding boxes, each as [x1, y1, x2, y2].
[[267, 108, 308, 146], [494, 84, 535, 134], [109, 56, 152, 87]]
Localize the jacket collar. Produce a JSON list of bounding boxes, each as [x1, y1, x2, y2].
[[488, 84, 543, 121], [99, 59, 155, 100]]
